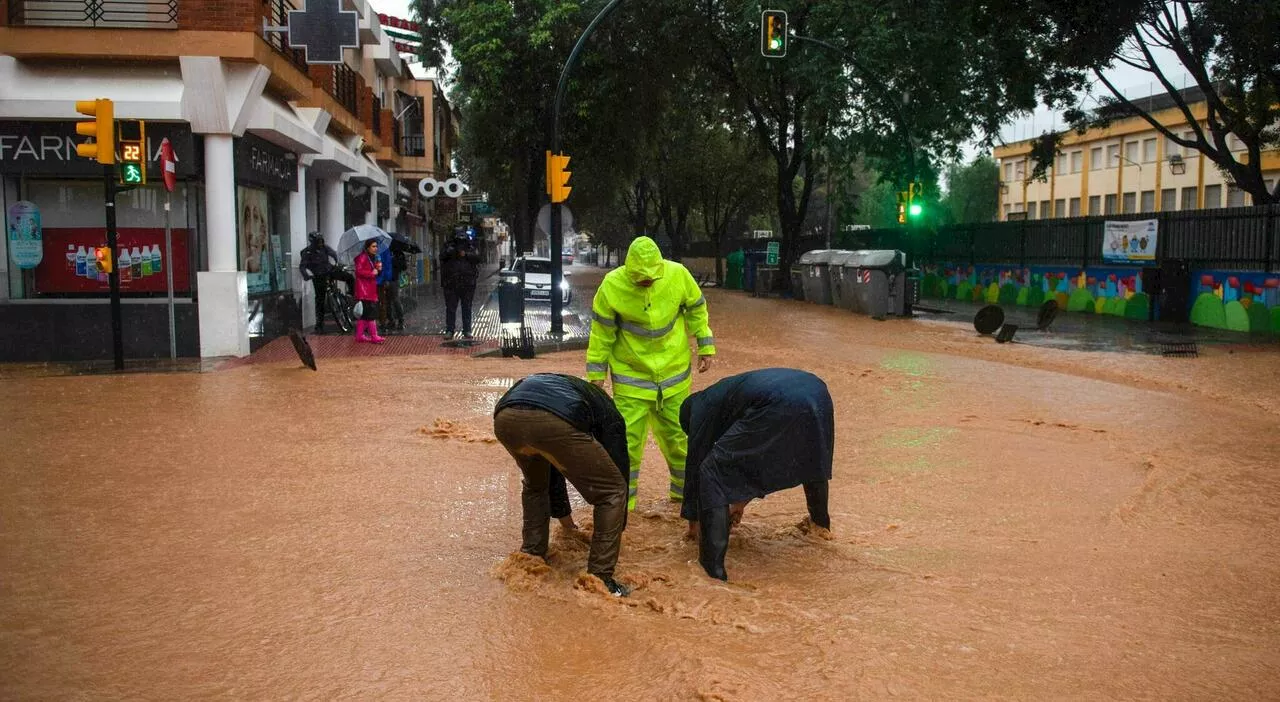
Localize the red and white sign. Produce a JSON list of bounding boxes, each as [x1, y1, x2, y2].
[[858, 270, 871, 284], [35, 227, 191, 294], [160, 137, 178, 193]]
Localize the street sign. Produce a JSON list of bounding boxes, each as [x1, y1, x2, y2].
[[285, 0, 359, 64], [766, 241, 780, 265], [159, 138, 177, 193], [472, 202, 495, 215], [536, 203, 573, 235]]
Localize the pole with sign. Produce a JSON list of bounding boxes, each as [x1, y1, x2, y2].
[[160, 138, 178, 360], [766, 241, 780, 265]]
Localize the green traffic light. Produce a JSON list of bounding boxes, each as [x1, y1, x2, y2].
[[908, 203, 923, 217], [121, 163, 142, 184], [770, 38, 782, 50]]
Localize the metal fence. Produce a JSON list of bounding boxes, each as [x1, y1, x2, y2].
[[330, 63, 359, 118], [9, 0, 178, 27], [686, 206, 1279, 272], [263, 0, 308, 73]]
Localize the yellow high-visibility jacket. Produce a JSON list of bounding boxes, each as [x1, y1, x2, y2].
[[586, 237, 715, 401]]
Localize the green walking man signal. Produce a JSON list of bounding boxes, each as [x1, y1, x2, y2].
[[761, 10, 787, 58]]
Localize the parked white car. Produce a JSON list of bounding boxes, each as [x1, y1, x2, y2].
[[510, 256, 571, 304]]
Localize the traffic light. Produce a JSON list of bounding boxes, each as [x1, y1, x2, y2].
[[95, 246, 113, 274], [74, 98, 115, 165], [546, 151, 572, 204], [907, 182, 924, 219], [761, 10, 788, 58], [118, 120, 147, 186], [897, 190, 908, 224]]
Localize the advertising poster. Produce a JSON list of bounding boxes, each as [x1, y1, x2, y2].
[[238, 186, 272, 294], [1102, 219, 1158, 263], [7, 200, 43, 269], [33, 227, 191, 294]]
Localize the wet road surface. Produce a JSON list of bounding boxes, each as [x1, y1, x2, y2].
[[3, 273, 1280, 699]]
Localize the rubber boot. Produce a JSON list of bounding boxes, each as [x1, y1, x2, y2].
[[368, 321, 386, 344], [698, 506, 730, 581], [803, 481, 832, 530], [354, 320, 368, 343]]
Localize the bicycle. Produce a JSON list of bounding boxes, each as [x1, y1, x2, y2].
[[323, 267, 356, 333]]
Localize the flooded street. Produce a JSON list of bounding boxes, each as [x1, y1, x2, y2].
[[4, 280, 1280, 700]]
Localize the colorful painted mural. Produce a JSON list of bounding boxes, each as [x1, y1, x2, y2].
[[920, 264, 1280, 334]]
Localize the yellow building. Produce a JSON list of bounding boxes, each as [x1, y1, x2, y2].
[[994, 88, 1279, 221]]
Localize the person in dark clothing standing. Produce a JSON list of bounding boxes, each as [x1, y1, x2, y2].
[[384, 241, 410, 330], [299, 231, 355, 334], [440, 236, 481, 338], [678, 368, 835, 581], [493, 373, 632, 597]]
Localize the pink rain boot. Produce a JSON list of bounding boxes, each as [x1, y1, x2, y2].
[[354, 320, 369, 343], [367, 321, 386, 344]]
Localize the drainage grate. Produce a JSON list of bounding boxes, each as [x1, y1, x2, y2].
[[1160, 342, 1198, 358]]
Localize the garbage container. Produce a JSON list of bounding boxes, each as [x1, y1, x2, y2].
[[790, 267, 806, 302], [725, 249, 745, 290], [797, 250, 837, 305], [841, 250, 913, 319], [827, 251, 857, 311], [754, 265, 779, 297]]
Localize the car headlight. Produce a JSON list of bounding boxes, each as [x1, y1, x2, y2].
[[559, 280, 570, 290]]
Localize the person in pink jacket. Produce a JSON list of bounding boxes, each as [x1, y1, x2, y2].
[[354, 239, 386, 344]]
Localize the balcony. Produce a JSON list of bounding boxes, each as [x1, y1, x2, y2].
[[371, 96, 382, 138], [401, 134, 425, 158], [330, 63, 360, 118], [262, 0, 308, 74], [7, 0, 178, 27]]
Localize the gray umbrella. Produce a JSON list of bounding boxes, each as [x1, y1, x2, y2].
[[337, 224, 392, 262]]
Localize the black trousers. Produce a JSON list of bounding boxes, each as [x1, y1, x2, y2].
[[444, 284, 476, 334], [383, 281, 404, 325]]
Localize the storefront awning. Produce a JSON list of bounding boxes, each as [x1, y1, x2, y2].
[[246, 98, 323, 156], [310, 137, 364, 178]]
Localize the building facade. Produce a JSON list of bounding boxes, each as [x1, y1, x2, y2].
[[995, 88, 1279, 222], [0, 0, 455, 361]]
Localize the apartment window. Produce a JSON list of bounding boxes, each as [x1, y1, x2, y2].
[[1228, 134, 1245, 151], [1055, 155, 1066, 174], [1204, 184, 1222, 208], [1026, 201, 1037, 219], [1090, 147, 1103, 171], [1142, 138, 1157, 163], [1161, 188, 1177, 211], [1267, 180, 1276, 203], [1181, 186, 1198, 210], [1106, 144, 1120, 168], [1088, 196, 1101, 215], [1182, 130, 1198, 154], [1069, 197, 1081, 216], [1140, 190, 1155, 212], [1014, 160, 1026, 181], [1226, 185, 1247, 207], [1122, 192, 1137, 213], [1166, 137, 1181, 159], [1040, 200, 1051, 219], [1054, 199, 1066, 217], [1004, 203, 1012, 219], [1004, 162, 1013, 182], [1071, 150, 1083, 173], [1105, 194, 1118, 214], [1124, 141, 1139, 164]]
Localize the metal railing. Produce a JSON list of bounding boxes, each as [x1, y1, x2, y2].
[[371, 96, 382, 137], [330, 63, 359, 117], [264, 0, 308, 72], [391, 116, 402, 156], [401, 134, 425, 157], [8, 0, 178, 27]]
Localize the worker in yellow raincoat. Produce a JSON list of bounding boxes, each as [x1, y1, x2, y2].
[[586, 236, 716, 510]]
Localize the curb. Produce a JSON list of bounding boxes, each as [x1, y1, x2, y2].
[[473, 337, 590, 358]]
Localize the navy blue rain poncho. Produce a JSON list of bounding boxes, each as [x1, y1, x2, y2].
[[678, 368, 835, 521]]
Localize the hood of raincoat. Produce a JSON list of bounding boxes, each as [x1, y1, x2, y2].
[[624, 236, 666, 284]]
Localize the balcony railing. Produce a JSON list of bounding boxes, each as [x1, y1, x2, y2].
[[330, 63, 359, 117], [392, 116, 402, 156], [8, 0, 178, 27], [401, 135, 425, 158], [263, 0, 308, 73], [371, 96, 382, 138]]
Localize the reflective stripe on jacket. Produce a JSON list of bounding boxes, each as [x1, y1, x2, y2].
[[586, 236, 715, 400]]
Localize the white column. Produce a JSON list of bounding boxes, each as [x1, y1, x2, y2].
[[204, 135, 236, 272], [197, 133, 250, 358], [305, 174, 319, 234], [365, 189, 378, 226], [321, 178, 344, 251], [290, 164, 311, 328]]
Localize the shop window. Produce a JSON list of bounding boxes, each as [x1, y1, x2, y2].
[[237, 186, 292, 296], [4, 178, 197, 299]]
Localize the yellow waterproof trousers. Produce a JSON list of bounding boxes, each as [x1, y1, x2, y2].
[[613, 390, 689, 511]]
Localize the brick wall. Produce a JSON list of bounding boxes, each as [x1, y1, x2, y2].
[[379, 110, 393, 146], [178, 0, 259, 32], [357, 85, 373, 128]]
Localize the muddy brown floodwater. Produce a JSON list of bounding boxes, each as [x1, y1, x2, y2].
[[3, 277, 1280, 700]]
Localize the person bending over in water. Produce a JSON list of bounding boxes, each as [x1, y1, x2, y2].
[[679, 368, 835, 581], [493, 373, 632, 596]]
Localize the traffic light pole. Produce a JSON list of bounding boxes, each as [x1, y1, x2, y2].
[[103, 165, 124, 370], [549, 0, 626, 336]]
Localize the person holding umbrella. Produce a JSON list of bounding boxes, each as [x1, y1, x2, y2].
[[354, 239, 386, 344]]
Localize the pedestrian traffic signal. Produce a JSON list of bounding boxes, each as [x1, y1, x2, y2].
[[75, 98, 115, 165], [761, 10, 787, 58], [546, 151, 572, 204], [118, 120, 147, 186], [897, 191, 908, 225], [907, 182, 924, 219], [95, 246, 113, 274]]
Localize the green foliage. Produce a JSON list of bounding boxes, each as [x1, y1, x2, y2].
[[941, 156, 999, 224]]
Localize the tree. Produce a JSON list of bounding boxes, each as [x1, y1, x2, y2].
[[1034, 0, 1280, 204], [942, 157, 1000, 224], [693, 127, 772, 283]]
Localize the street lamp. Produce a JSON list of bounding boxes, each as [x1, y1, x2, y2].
[[1168, 154, 1187, 175], [1113, 153, 1143, 170]]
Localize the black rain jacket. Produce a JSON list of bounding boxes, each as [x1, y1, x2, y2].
[[495, 373, 630, 483]]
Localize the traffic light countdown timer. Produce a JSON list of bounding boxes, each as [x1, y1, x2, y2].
[[761, 10, 787, 58]]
